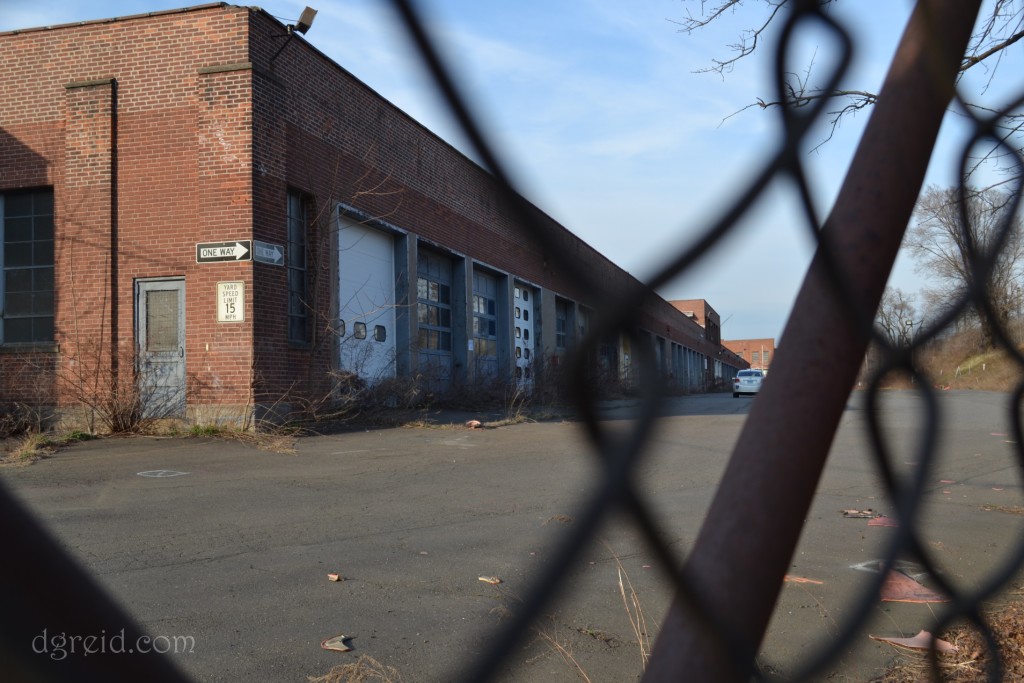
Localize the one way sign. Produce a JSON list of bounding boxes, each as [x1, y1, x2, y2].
[[196, 240, 252, 263]]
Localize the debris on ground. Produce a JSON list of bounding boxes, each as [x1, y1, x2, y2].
[[842, 509, 876, 518], [784, 575, 824, 585], [868, 515, 899, 527], [543, 514, 574, 525], [870, 630, 957, 653], [465, 420, 482, 429], [479, 576, 502, 585], [327, 573, 344, 582], [320, 634, 353, 653], [880, 570, 948, 603], [309, 655, 404, 683], [876, 596, 1024, 681]]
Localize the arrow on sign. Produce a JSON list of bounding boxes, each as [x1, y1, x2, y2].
[[196, 240, 253, 263], [253, 240, 284, 266]]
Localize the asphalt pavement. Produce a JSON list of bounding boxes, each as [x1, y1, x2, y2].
[[3, 391, 1023, 682]]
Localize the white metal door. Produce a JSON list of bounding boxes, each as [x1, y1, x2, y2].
[[513, 282, 534, 390], [337, 219, 396, 383]]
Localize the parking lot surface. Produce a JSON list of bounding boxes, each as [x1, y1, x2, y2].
[[3, 391, 1023, 681]]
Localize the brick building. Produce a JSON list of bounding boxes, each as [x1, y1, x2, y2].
[[0, 3, 746, 426], [723, 338, 776, 372]]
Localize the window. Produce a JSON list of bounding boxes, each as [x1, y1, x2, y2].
[[287, 190, 309, 343], [555, 299, 568, 350], [2, 189, 54, 344], [752, 351, 760, 363], [354, 322, 366, 339], [417, 251, 452, 352], [472, 272, 498, 361], [373, 325, 386, 342]]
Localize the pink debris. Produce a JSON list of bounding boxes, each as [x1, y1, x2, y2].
[[880, 570, 948, 603], [784, 575, 824, 585], [870, 630, 957, 653], [868, 516, 898, 527]]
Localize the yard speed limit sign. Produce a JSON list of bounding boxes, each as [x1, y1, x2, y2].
[[217, 281, 245, 322]]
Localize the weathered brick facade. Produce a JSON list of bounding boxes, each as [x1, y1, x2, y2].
[[0, 3, 745, 426]]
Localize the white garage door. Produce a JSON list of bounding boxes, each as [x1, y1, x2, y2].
[[513, 282, 534, 391], [337, 218, 396, 383]]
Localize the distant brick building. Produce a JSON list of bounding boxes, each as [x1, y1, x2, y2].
[[0, 3, 746, 425], [723, 338, 776, 372]]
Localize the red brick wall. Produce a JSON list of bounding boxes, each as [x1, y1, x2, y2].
[[723, 338, 776, 370], [0, 4, 742, 418], [244, 9, 730, 388], [0, 5, 256, 411]]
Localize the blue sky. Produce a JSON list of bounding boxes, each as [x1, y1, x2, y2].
[[2, 1, 1006, 341]]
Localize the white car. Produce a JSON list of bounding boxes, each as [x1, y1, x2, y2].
[[733, 369, 764, 397]]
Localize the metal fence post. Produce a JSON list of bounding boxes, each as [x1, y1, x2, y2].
[[642, 1, 983, 680]]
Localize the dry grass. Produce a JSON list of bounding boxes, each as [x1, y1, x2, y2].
[[875, 594, 1024, 682], [602, 541, 653, 672], [0, 430, 96, 467], [912, 332, 1024, 392], [308, 655, 404, 683], [535, 628, 593, 683]]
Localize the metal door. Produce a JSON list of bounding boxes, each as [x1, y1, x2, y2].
[[136, 279, 186, 418], [513, 282, 534, 391], [338, 219, 397, 382]]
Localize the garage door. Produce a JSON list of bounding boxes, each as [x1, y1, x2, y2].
[[337, 219, 396, 383]]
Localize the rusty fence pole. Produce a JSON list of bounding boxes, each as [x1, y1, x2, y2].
[[642, 1, 982, 680]]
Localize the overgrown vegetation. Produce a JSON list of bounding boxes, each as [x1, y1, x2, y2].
[[875, 592, 1024, 682], [864, 324, 1024, 392], [0, 429, 95, 467]]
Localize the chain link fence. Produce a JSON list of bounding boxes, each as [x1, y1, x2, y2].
[[4, 0, 1024, 681], [389, 0, 1023, 681]]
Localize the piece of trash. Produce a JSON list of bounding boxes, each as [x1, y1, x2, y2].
[[939, 479, 955, 484], [880, 570, 948, 603], [543, 514, 574, 526], [867, 516, 898, 527], [479, 576, 502, 585], [642, 564, 651, 569], [993, 487, 1004, 491], [869, 630, 957, 653], [320, 634, 353, 652], [942, 490, 952, 494], [851, 559, 928, 577], [784, 575, 824, 585], [327, 573, 344, 582], [842, 509, 875, 518], [466, 420, 482, 429], [419, 551, 429, 555]]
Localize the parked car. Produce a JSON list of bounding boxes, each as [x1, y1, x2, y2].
[[733, 369, 764, 397]]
